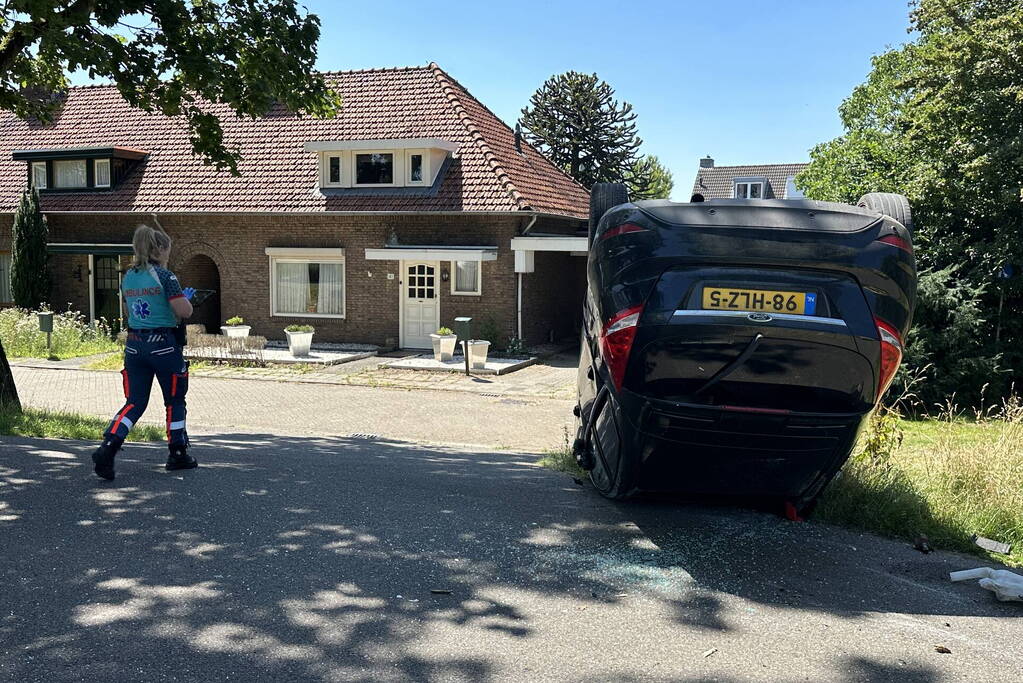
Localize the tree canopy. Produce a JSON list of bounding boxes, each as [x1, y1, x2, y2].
[[627, 155, 674, 200], [0, 0, 341, 173], [519, 71, 670, 197], [797, 0, 1023, 408], [0, 0, 340, 411]]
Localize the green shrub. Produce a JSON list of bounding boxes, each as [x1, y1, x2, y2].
[[0, 307, 118, 359], [285, 324, 314, 333], [225, 316, 245, 326], [435, 327, 454, 335]]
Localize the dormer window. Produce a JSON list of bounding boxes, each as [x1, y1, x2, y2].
[[54, 160, 87, 189], [734, 181, 762, 199], [95, 159, 111, 188], [355, 152, 394, 186], [733, 176, 768, 199], [13, 146, 148, 192], [304, 139, 458, 190], [31, 162, 47, 189], [408, 152, 424, 184]]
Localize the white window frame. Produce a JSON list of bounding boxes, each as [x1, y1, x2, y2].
[[321, 152, 346, 188], [31, 162, 47, 189], [94, 159, 111, 188], [266, 247, 347, 319], [406, 149, 428, 187], [734, 181, 764, 199], [450, 260, 482, 296], [353, 150, 399, 188]]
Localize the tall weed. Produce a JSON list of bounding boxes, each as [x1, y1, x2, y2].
[[0, 307, 119, 359]]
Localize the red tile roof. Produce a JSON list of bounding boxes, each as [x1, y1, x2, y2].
[[0, 64, 589, 219]]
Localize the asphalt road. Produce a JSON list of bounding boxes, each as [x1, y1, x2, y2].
[[1, 435, 1019, 682]]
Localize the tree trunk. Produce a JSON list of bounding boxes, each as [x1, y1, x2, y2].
[[0, 339, 21, 412]]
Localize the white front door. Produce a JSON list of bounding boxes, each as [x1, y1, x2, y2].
[[401, 261, 439, 348]]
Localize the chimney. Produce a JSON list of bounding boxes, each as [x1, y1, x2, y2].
[[700, 155, 714, 169], [514, 124, 523, 154]]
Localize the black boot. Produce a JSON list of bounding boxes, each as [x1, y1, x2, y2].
[[166, 444, 198, 471], [91, 437, 122, 481]]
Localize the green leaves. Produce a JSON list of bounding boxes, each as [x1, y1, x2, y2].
[[519, 71, 646, 191], [626, 155, 674, 200], [800, 0, 1023, 407], [11, 189, 50, 310], [1, 0, 341, 174]]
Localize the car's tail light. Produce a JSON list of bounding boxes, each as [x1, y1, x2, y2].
[[874, 317, 904, 401], [876, 234, 913, 255], [598, 222, 649, 243], [600, 304, 644, 390]]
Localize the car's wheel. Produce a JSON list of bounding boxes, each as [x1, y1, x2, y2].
[[585, 392, 636, 500], [589, 182, 629, 245], [857, 192, 913, 234]]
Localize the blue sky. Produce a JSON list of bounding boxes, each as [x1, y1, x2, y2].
[[71, 1, 915, 199], [304, 0, 914, 197]]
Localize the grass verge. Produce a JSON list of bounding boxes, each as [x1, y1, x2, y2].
[[0, 406, 165, 442], [818, 408, 1022, 567], [544, 407, 1022, 566]]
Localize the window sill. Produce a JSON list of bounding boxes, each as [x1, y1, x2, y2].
[[451, 291, 482, 297], [272, 312, 346, 319]]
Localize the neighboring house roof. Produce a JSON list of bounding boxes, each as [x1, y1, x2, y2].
[[692, 162, 809, 200], [0, 64, 589, 218]]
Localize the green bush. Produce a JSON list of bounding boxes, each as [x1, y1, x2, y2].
[[890, 267, 1003, 413], [285, 324, 314, 333], [435, 327, 454, 336], [225, 316, 245, 326], [0, 307, 119, 359]]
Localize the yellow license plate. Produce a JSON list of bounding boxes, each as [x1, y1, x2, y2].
[[702, 287, 813, 315]]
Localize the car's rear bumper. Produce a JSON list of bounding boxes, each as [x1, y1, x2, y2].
[[616, 390, 869, 498]]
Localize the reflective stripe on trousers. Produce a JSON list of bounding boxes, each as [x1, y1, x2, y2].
[[105, 332, 189, 447]]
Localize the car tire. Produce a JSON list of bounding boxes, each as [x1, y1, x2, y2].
[[589, 182, 630, 245], [585, 392, 636, 500], [857, 192, 913, 234]]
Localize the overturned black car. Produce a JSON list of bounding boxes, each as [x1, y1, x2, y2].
[[573, 185, 917, 517]]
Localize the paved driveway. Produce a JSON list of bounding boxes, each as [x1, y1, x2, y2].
[[1, 435, 1020, 682]]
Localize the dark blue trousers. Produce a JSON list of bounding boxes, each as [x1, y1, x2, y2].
[[105, 330, 189, 447]]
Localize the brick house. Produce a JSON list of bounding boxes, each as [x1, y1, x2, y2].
[[691, 156, 808, 200], [0, 64, 590, 349]]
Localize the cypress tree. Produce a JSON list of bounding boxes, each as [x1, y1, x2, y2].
[[11, 189, 50, 310]]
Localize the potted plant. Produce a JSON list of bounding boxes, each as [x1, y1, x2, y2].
[[285, 324, 315, 357], [221, 316, 250, 338], [429, 326, 458, 362], [467, 339, 491, 370]]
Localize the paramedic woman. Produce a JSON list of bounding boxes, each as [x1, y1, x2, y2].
[[91, 225, 198, 480]]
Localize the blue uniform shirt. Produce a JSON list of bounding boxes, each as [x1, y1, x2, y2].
[[122, 263, 184, 329]]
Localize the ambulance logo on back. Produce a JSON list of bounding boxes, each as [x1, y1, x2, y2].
[[132, 300, 151, 320]]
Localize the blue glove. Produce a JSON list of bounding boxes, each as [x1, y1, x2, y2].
[[183, 287, 196, 301]]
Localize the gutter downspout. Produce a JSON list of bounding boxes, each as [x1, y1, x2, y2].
[[517, 214, 538, 340]]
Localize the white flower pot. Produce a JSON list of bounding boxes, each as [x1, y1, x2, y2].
[[221, 325, 250, 338], [286, 330, 314, 357], [467, 339, 491, 370], [430, 333, 458, 361]]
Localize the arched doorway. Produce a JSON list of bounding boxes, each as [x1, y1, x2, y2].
[[175, 254, 221, 332]]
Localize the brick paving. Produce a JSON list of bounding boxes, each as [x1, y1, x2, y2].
[[11, 365, 576, 452]]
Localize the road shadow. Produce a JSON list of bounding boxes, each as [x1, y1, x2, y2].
[[0, 434, 1014, 681]]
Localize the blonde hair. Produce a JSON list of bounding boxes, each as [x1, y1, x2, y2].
[[131, 225, 172, 270]]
